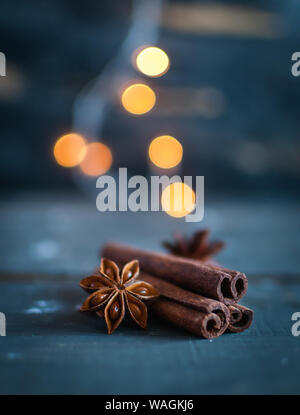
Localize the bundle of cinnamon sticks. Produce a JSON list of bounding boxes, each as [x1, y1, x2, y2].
[[101, 231, 253, 339]]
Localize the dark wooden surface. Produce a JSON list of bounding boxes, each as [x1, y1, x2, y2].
[[0, 194, 299, 394]]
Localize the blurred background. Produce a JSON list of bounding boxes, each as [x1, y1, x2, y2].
[[0, 0, 299, 275]]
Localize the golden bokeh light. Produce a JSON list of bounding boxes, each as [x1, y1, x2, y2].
[[54, 133, 87, 167], [121, 83, 156, 115], [161, 182, 195, 218], [136, 47, 170, 77], [79, 142, 113, 176], [149, 135, 183, 169]]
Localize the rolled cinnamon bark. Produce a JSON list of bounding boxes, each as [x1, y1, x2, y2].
[[228, 304, 243, 325], [140, 272, 230, 338], [204, 263, 248, 301], [140, 272, 230, 332], [101, 242, 247, 305], [227, 304, 253, 333], [151, 298, 225, 339]]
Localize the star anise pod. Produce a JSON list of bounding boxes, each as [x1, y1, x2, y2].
[[79, 258, 159, 334], [163, 229, 225, 262]]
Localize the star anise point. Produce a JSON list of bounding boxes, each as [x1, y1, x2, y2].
[[163, 229, 225, 262], [79, 259, 159, 334]]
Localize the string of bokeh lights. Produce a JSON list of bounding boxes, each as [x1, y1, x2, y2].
[[53, 46, 195, 218]]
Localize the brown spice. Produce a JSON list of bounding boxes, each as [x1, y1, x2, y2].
[[162, 230, 250, 313], [80, 258, 159, 334], [151, 299, 224, 339], [227, 304, 254, 333], [101, 242, 248, 305], [140, 272, 230, 338], [163, 229, 225, 262]]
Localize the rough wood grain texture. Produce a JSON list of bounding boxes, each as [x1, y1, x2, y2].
[[0, 273, 299, 394]]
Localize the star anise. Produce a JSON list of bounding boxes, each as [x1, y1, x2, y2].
[[79, 258, 159, 334], [163, 229, 225, 262]]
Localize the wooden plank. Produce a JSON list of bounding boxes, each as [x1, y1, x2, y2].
[[0, 274, 299, 394]]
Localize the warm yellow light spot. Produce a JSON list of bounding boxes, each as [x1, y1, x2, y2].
[[136, 47, 170, 77], [54, 133, 87, 167], [80, 142, 112, 176], [149, 135, 183, 169], [161, 182, 195, 218], [121, 83, 156, 115]]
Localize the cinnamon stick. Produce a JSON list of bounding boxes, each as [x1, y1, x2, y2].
[[151, 299, 225, 339], [227, 304, 253, 333], [140, 272, 230, 338], [203, 263, 248, 302], [141, 273, 229, 320], [101, 242, 248, 305]]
